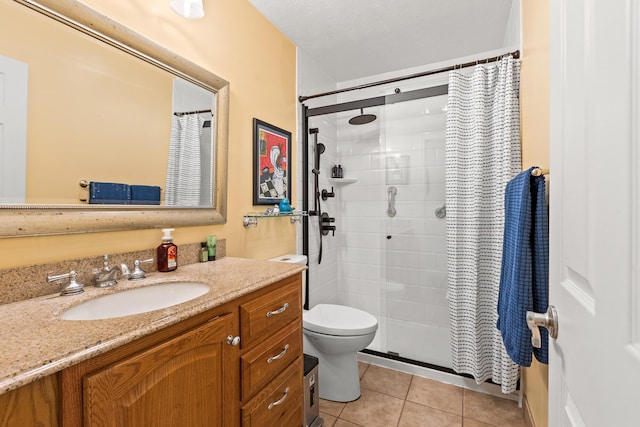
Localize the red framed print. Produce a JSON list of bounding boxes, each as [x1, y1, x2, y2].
[[253, 118, 292, 205]]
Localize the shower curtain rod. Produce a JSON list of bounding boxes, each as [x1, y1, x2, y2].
[[298, 50, 520, 103], [173, 109, 212, 116]]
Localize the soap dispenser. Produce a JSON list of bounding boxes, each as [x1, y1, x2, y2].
[[157, 228, 178, 272]]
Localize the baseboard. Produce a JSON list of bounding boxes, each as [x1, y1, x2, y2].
[[523, 395, 535, 427]]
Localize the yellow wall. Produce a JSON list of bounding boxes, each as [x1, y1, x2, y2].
[[521, 0, 550, 426], [0, 1, 172, 203], [0, 0, 297, 268]]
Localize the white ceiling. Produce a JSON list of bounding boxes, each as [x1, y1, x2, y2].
[[248, 0, 517, 82]]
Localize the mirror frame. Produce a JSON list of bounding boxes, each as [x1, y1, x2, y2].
[[1, 0, 229, 238]]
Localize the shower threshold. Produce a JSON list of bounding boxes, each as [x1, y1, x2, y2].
[[359, 349, 519, 399]]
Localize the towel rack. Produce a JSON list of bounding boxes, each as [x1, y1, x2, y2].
[[530, 167, 549, 177]]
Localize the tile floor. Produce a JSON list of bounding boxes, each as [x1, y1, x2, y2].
[[318, 362, 526, 427]]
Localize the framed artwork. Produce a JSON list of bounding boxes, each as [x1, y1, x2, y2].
[[253, 118, 292, 205]]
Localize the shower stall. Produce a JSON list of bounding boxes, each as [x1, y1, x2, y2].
[[301, 82, 453, 372]]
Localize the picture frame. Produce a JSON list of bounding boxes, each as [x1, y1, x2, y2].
[[253, 118, 292, 205]]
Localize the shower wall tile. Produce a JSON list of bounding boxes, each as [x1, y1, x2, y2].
[[341, 262, 382, 282], [341, 277, 382, 298], [385, 320, 453, 369], [340, 291, 382, 317], [340, 217, 381, 233], [341, 247, 382, 264], [387, 298, 426, 323], [334, 92, 451, 365], [343, 231, 382, 249], [424, 303, 451, 328]]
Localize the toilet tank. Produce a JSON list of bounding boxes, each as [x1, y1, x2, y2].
[[269, 254, 308, 265], [270, 254, 307, 303]]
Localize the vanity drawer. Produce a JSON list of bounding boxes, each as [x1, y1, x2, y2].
[[239, 280, 301, 349], [241, 322, 302, 400], [241, 356, 303, 427]]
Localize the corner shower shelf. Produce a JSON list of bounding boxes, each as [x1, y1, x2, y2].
[[328, 177, 358, 185], [243, 211, 308, 228]]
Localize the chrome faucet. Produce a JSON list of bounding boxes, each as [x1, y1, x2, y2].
[[47, 270, 84, 296], [93, 254, 130, 288]]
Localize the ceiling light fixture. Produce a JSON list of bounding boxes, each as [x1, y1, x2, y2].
[[170, 0, 204, 19]]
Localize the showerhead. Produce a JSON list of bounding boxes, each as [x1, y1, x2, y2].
[[349, 108, 377, 125]]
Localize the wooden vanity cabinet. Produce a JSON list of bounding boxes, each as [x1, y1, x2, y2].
[[0, 375, 59, 426], [57, 274, 304, 427], [83, 312, 234, 427], [60, 307, 239, 427], [239, 275, 304, 427]]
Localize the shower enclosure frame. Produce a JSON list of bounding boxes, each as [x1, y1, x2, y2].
[[301, 84, 451, 371]]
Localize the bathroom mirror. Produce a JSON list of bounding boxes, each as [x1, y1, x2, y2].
[[0, 0, 229, 237]]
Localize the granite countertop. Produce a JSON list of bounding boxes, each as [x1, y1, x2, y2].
[[0, 257, 305, 395]]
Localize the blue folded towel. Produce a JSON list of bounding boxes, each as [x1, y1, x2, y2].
[[496, 167, 549, 366], [130, 185, 161, 205], [89, 182, 130, 205]]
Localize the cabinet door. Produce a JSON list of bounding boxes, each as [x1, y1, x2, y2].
[[83, 313, 234, 427]]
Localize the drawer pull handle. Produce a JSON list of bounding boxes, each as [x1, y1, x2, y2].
[[267, 344, 290, 364], [266, 303, 288, 318], [268, 387, 290, 410]]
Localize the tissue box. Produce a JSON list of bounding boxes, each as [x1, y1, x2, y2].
[[130, 185, 161, 205], [89, 182, 130, 204]]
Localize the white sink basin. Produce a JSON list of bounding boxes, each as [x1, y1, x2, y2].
[[60, 282, 210, 320]]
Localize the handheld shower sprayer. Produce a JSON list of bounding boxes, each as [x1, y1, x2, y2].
[[313, 143, 325, 175]]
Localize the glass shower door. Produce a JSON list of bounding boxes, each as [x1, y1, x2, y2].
[[381, 93, 452, 368]]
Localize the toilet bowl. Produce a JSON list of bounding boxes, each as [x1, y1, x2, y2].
[[303, 304, 377, 402], [270, 254, 378, 402]]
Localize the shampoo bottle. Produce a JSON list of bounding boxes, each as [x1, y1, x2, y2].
[[157, 228, 178, 272], [206, 235, 217, 261]]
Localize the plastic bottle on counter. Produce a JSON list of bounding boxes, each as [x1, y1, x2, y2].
[[157, 228, 178, 272]]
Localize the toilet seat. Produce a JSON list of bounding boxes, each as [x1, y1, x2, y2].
[[303, 304, 378, 336]]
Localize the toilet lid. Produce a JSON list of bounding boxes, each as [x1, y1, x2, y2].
[[303, 304, 378, 336]]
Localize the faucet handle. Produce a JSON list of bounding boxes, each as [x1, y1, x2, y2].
[[101, 254, 110, 269], [129, 258, 154, 280], [47, 270, 84, 296]]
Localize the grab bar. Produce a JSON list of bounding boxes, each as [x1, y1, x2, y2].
[[387, 186, 397, 217]]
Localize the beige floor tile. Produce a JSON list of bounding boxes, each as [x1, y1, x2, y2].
[[340, 388, 405, 427], [358, 361, 370, 378], [406, 376, 463, 416], [463, 418, 496, 427], [334, 419, 364, 427], [399, 401, 462, 427], [320, 413, 337, 426], [359, 364, 413, 399], [321, 399, 346, 417], [463, 390, 526, 427]]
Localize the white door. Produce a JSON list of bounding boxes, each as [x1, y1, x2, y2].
[[0, 54, 28, 203], [549, 1, 640, 426]]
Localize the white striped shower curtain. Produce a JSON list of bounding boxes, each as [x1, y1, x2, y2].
[[165, 114, 203, 206], [445, 56, 522, 394]]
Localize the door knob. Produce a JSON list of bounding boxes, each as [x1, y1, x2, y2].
[[526, 305, 558, 348]]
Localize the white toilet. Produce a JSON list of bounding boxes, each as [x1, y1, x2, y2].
[[270, 254, 378, 402]]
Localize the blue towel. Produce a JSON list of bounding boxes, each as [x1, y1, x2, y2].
[[496, 167, 549, 366], [130, 185, 161, 205], [89, 182, 131, 205]]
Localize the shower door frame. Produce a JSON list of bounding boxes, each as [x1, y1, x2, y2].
[[302, 84, 453, 372]]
